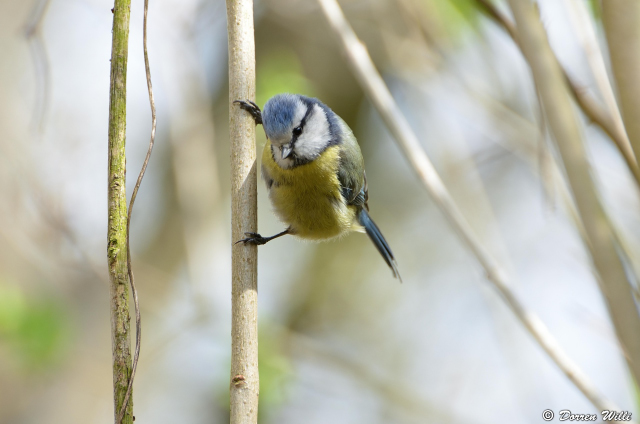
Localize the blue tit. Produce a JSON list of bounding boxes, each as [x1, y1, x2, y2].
[[235, 94, 401, 281]]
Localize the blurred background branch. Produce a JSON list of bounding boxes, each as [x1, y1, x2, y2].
[[317, 0, 625, 414], [506, 0, 640, 392], [563, 0, 629, 167], [473, 0, 640, 188]]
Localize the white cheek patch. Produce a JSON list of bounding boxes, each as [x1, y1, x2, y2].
[[294, 104, 331, 160], [270, 102, 331, 169], [271, 100, 307, 170]]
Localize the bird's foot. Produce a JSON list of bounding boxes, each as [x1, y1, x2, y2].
[[235, 232, 269, 245], [234, 100, 263, 125]]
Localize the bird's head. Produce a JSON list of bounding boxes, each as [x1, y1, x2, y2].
[[262, 94, 338, 168]]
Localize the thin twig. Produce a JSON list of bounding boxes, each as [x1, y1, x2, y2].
[[116, 0, 156, 422], [473, 0, 640, 189], [317, 0, 624, 414], [226, 0, 259, 422]]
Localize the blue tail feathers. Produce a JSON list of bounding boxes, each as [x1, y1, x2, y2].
[[358, 209, 402, 282]]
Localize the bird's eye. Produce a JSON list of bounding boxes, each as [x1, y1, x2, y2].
[[292, 126, 303, 136]]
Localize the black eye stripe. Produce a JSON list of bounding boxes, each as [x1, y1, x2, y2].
[[300, 103, 315, 126], [290, 103, 315, 144]]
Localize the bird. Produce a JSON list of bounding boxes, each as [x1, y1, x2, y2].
[[234, 94, 401, 281]]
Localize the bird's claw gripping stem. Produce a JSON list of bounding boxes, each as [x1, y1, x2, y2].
[[234, 100, 263, 125], [235, 232, 268, 245]]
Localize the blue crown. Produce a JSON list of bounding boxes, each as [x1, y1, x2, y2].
[[262, 94, 302, 141]]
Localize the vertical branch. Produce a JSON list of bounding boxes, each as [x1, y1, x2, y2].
[[506, 0, 640, 387], [226, 0, 259, 423], [602, 0, 640, 163], [107, 1, 133, 424]]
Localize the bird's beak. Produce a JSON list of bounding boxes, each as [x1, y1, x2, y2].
[[281, 144, 293, 159]]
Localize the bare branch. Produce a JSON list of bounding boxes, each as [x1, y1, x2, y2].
[[226, 0, 259, 422], [107, 0, 134, 422], [317, 0, 625, 414]]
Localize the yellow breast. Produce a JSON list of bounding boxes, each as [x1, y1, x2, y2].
[[261, 141, 359, 240]]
